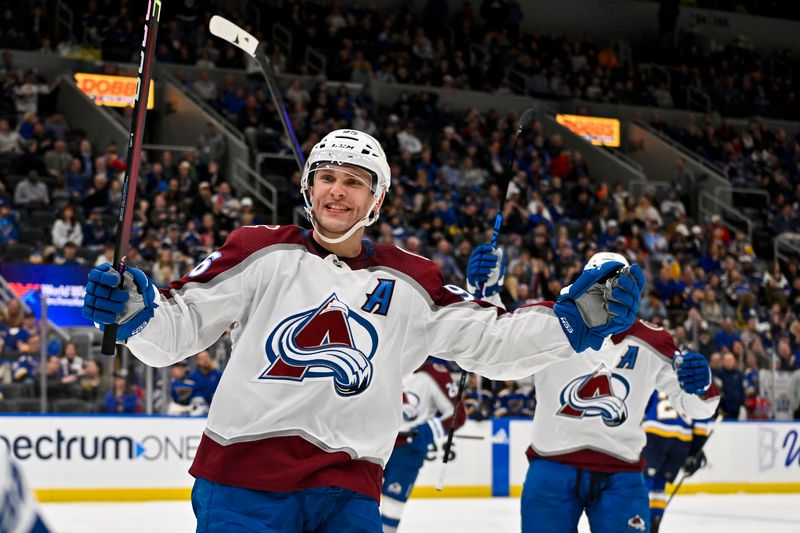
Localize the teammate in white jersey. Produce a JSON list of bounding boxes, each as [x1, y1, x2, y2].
[[83, 130, 644, 532], [380, 358, 466, 532], [469, 249, 719, 533]]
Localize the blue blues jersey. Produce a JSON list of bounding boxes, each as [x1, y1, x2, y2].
[[171, 377, 198, 405], [12, 355, 38, 383], [643, 391, 712, 442], [493, 390, 534, 418], [187, 368, 221, 404]]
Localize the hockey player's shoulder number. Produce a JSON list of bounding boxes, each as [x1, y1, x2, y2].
[[189, 250, 222, 277], [188, 225, 282, 278]]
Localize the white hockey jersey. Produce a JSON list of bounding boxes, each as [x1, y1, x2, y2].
[[398, 361, 466, 445], [525, 310, 720, 472], [126, 225, 578, 499]]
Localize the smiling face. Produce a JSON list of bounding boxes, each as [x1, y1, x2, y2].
[[309, 163, 381, 240]]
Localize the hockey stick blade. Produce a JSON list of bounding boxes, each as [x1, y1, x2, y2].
[[517, 108, 535, 133], [209, 16, 258, 57]]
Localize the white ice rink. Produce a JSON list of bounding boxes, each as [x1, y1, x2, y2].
[[40, 494, 800, 532]]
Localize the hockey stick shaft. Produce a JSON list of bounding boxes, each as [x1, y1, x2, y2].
[[101, 0, 162, 356], [664, 413, 723, 509], [398, 430, 484, 441], [436, 368, 468, 491], [209, 15, 304, 171], [437, 109, 536, 488]]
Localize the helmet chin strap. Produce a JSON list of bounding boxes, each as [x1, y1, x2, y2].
[[307, 195, 382, 245]]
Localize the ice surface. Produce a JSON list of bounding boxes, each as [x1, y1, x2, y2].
[[40, 494, 800, 532]]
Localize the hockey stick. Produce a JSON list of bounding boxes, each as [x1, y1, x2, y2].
[[101, 0, 162, 356], [209, 15, 305, 171], [398, 430, 485, 441], [436, 108, 536, 490], [664, 413, 723, 510]]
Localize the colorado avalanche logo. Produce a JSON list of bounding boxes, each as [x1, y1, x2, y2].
[[256, 294, 378, 396], [557, 364, 630, 427], [402, 390, 421, 422]]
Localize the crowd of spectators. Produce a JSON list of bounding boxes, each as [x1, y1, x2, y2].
[[648, 112, 800, 238], [4, 73, 799, 417], [2, 1, 799, 119], [0, 48, 239, 414], [1, 2, 799, 420]]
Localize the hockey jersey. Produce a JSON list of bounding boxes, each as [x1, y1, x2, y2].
[[526, 311, 720, 472], [643, 390, 714, 442], [126, 225, 578, 500], [397, 360, 466, 445]]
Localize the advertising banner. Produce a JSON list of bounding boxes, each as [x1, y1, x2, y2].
[[2, 416, 798, 501], [556, 113, 621, 147], [74, 73, 155, 109], [0, 263, 92, 327]]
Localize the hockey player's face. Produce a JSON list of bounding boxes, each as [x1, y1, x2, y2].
[[310, 164, 375, 237]]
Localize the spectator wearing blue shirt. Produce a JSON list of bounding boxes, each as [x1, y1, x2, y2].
[[699, 242, 724, 273], [188, 351, 222, 405], [104, 371, 138, 413], [714, 317, 741, 351], [597, 219, 620, 250], [653, 266, 680, 305], [713, 352, 745, 419], [0, 200, 20, 244], [82, 207, 112, 250]]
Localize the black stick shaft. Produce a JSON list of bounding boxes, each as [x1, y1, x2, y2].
[[438, 109, 536, 488], [665, 414, 722, 510], [101, 0, 162, 356], [441, 369, 468, 466], [252, 50, 305, 172]]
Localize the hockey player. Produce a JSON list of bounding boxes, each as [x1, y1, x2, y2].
[[468, 247, 719, 533], [642, 391, 714, 533], [83, 130, 644, 531], [0, 445, 50, 533], [380, 358, 466, 532]]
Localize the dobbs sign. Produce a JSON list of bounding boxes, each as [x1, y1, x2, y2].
[[556, 114, 621, 147], [75, 72, 155, 109]]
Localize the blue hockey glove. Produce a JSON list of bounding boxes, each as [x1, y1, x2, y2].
[[466, 244, 505, 298], [554, 262, 646, 352], [83, 263, 158, 342], [406, 420, 436, 453], [673, 352, 711, 395]]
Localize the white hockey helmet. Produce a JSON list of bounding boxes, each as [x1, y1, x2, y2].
[[301, 129, 391, 244], [584, 252, 629, 271]]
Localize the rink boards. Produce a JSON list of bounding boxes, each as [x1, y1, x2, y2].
[[0, 416, 798, 501]]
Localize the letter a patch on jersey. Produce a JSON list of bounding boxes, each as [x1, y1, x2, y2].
[[361, 279, 395, 316], [255, 294, 379, 396], [557, 364, 631, 427], [617, 346, 639, 369]]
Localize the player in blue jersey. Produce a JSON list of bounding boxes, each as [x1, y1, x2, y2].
[[642, 391, 714, 532]]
